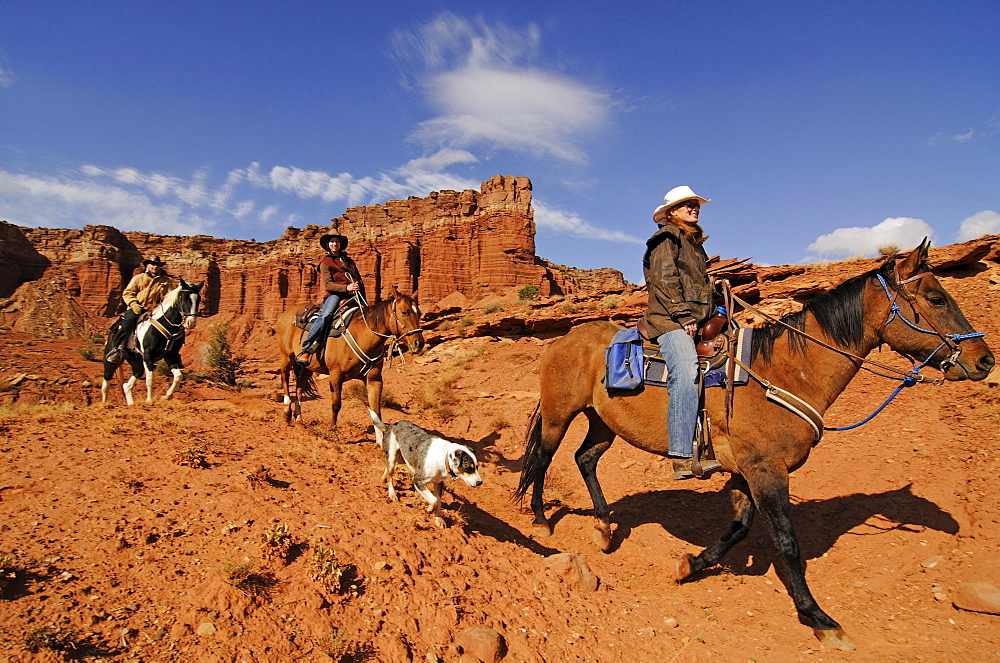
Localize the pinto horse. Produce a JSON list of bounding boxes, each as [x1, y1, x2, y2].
[[275, 286, 425, 428], [515, 241, 993, 649], [101, 278, 204, 405]]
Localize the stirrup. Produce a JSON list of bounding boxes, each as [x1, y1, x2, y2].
[[105, 347, 123, 364]]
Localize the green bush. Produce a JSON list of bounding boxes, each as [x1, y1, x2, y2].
[[203, 325, 247, 386], [517, 284, 540, 301]]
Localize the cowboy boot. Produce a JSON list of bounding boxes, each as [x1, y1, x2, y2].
[[672, 458, 722, 480]]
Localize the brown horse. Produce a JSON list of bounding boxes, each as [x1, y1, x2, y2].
[[275, 286, 425, 428], [515, 241, 993, 649]]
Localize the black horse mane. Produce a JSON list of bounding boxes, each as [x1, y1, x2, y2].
[[750, 259, 901, 363]]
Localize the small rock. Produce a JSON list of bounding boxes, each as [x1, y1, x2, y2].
[[954, 582, 1000, 615], [637, 627, 655, 637], [544, 552, 599, 592], [664, 617, 679, 628], [196, 622, 217, 636], [454, 627, 506, 663], [920, 556, 943, 568]]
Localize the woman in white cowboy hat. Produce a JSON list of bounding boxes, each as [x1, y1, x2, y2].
[[106, 255, 173, 363], [298, 232, 366, 362], [643, 186, 721, 479]]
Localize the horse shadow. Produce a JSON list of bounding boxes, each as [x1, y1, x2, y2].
[[608, 483, 957, 575]]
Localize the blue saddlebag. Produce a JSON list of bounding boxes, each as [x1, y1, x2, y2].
[[605, 327, 644, 391]]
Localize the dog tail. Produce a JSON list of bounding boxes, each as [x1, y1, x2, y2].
[[367, 408, 388, 432]]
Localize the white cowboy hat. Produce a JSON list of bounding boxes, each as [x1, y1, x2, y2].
[[652, 185, 710, 223]]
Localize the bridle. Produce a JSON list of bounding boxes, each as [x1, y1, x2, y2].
[[875, 268, 984, 377], [148, 288, 200, 341], [349, 292, 425, 367]]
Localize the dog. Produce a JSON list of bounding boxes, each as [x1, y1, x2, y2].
[[368, 409, 483, 528]]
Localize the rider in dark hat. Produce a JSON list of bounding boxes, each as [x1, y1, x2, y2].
[[105, 256, 173, 364], [298, 233, 366, 363]]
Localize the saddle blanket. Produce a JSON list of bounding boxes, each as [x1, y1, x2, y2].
[[294, 301, 359, 334], [604, 326, 753, 391]]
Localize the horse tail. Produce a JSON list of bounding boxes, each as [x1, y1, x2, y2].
[[293, 363, 319, 399], [513, 402, 543, 504]]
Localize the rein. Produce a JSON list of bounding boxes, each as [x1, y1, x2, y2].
[[725, 265, 986, 439], [148, 291, 198, 341], [344, 292, 424, 370]]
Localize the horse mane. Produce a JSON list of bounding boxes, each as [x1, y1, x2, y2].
[[157, 285, 182, 313], [750, 259, 899, 363], [364, 293, 411, 329]]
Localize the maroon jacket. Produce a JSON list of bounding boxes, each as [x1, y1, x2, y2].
[[318, 253, 366, 301]]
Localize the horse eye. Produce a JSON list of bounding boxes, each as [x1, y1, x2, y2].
[[927, 294, 947, 306]]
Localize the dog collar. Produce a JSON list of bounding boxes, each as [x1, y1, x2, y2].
[[445, 455, 457, 478]]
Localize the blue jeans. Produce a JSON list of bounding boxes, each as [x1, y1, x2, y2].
[[302, 294, 341, 352], [657, 328, 700, 457]]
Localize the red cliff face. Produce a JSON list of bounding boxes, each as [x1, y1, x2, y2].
[[0, 176, 629, 338]]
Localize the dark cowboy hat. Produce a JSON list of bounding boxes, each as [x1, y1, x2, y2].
[[320, 234, 349, 252], [142, 255, 166, 266]]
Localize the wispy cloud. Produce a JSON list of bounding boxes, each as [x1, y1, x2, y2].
[[392, 12, 612, 163], [928, 129, 974, 146], [804, 217, 936, 260], [0, 51, 13, 88], [1, 152, 635, 245], [533, 201, 642, 243], [956, 210, 1000, 242], [0, 168, 214, 236]]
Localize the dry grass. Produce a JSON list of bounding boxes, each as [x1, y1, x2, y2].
[[314, 627, 372, 661], [221, 560, 276, 599]]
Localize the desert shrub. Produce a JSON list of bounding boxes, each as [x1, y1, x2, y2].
[[343, 381, 403, 409], [518, 284, 540, 301], [559, 300, 579, 314], [221, 560, 276, 598], [203, 325, 247, 386], [261, 522, 294, 563], [454, 316, 475, 332], [877, 243, 900, 257], [602, 295, 620, 309], [418, 368, 462, 420], [24, 625, 85, 654], [315, 628, 371, 661], [311, 545, 345, 590], [482, 300, 503, 314]]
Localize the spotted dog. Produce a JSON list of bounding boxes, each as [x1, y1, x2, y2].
[[368, 409, 482, 528]]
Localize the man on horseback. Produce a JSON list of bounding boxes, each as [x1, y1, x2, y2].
[[105, 255, 172, 365], [643, 186, 722, 479], [297, 233, 366, 365]]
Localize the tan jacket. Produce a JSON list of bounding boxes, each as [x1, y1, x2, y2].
[[123, 271, 173, 310], [641, 223, 712, 338]]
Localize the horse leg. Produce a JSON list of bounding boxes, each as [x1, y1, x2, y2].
[[122, 373, 138, 405], [328, 371, 345, 428], [575, 409, 616, 551], [144, 363, 156, 404], [676, 474, 756, 582], [164, 367, 183, 399], [365, 366, 384, 422], [748, 466, 854, 650]]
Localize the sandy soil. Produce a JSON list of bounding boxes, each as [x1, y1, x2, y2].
[[1, 266, 999, 662]]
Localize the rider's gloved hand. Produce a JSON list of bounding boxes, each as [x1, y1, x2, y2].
[[130, 302, 143, 315]]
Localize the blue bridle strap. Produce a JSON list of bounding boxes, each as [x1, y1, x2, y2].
[[826, 273, 985, 431]]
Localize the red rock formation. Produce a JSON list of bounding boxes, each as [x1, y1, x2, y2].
[[0, 177, 628, 337]]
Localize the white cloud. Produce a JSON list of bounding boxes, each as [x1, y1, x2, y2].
[[928, 129, 974, 146], [533, 201, 642, 243], [0, 169, 213, 236], [393, 13, 611, 163], [805, 217, 936, 260], [956, 210, 1000, 242], [0, 51, 13, 88]]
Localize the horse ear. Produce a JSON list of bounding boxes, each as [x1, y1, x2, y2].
[[389, 284, 400, 298], [195, 281, 205, 291], [897, 237, 931, 279], [179, 276, 189, 288]]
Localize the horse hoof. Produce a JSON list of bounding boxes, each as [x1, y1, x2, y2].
[[814, 629, 854, 651], [432, 517, 447, 529], [592, 527, 612, 552], [531, 522, 552, 538], [675, 553, 696, 583]]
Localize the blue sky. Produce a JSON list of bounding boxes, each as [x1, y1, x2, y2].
[[1, 1, 997, 286]]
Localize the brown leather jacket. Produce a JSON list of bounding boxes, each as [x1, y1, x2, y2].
[[319, 254, 366, 301], [641, 223, 712, 338]]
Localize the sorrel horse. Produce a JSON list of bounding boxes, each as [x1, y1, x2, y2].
[[275, 286, 425, 428], [101, 278, 204, 405], [515, 241, 993, 648]]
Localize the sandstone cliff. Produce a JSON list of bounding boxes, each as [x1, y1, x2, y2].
[[0, 176, 629, 338]]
